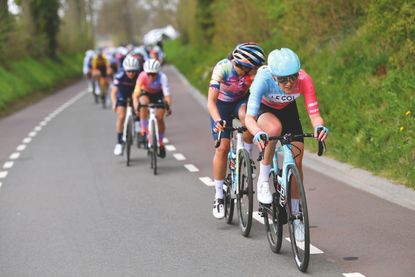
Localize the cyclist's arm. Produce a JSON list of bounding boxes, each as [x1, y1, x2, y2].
[[111, 85, 118, 111], [160, 73, 171, 107], [133, 80, 143, 111], [207, 87, 221, 123], [245, 67, 268, 136]]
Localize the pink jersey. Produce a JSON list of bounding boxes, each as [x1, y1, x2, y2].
[[136, 71, 170, 96]]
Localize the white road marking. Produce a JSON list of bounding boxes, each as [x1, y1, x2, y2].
[[343, 273, 366, 277], [22, 137, 32, 143], [173, 153, 186, 161], [3, 162, 14, 169], [253, 212, 265, 224], [16, 144, 26, 151], [163, 137, 169, 144], [199, 177, 214, 186], [28, 131, 37, 137], [9, 153, 20, 160], [0, 171, 8, 179], [165, 145, 176, 151], [184, 164, 199, 172], [285, 237, 324, 254], [40, 121, 47, 126], [34, 126, 42, 131], [0, 182, 2, 188]]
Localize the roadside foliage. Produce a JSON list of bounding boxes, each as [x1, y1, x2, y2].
[[167, 0, 415, 188]]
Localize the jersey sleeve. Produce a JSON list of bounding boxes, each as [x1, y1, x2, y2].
[[209, 61, 225, 90], [160, 73, 170, 96], [113, 71, 124, 87], [300, 71, 320, 116], [246, 66, 269, 116]]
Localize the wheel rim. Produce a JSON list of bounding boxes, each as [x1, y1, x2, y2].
[[237, 151, 253, 236]]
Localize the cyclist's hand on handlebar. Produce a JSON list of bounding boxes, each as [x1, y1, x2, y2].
[[253, 131, 268, 152], [213, 120, 226, 133], [314, 125, 329, 141]]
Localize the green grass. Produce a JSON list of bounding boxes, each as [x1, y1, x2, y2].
[[165, 39, 415, 188], [0, 53, 83, 117]]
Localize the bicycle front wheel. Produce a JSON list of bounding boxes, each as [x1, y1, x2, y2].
[[150, 120, 157, 175], [223, 175, 234, 224], [125, 117, 133, 166], [263, 170, 283, 253], [286, 164, 310, 272], [236, 149, 253, 237]]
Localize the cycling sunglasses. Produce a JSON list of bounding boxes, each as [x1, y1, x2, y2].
[[276, 73, 299, 84]]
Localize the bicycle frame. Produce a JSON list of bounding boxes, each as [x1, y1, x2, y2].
[[147, 105, 160, 149], [225, 129, 245, 199], [271, 143, 296, 207], [122, 99, 135, 143]]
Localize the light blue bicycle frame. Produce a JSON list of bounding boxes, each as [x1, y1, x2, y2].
[[270, 143, 296, 205]]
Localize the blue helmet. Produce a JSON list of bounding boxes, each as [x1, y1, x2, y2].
[[267, 48, 301, 77]]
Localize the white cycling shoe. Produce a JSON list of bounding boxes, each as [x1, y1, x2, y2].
[[212, 198, 225, 219], [257, 181, 273, 204], [293, 219, 305, 242], [113, 143, 124, 156]]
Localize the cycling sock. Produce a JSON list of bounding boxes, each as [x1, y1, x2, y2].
[[291, 199, 300, 213], [214, 180, 224, 199], [244, 142, 253, 157], [117, 133, 123, 144], [140, 119, 148, 133], [158, 133, 164, 145], [258, 163, 272, 184]]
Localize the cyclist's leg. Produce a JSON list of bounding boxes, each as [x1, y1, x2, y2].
[[256, 105, 282, 204], [139, 94, 150, 136], [236, 101, 254, 156], [113, 98, 127, 155]]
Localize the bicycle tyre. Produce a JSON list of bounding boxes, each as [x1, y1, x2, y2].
[[125, 117, 133, 166], [263, 170, 283, 253], [236, 149, 253, 237], [286, 164, 310, 272], [151, 120, 157, 175], [224, 175, 234, 224]]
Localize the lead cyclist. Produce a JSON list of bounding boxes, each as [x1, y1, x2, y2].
[[244, 48, 328, 241]]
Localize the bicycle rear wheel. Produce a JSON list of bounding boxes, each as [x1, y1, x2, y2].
[[286, 164, 310, 272], [236, 149, 253, 237], [223, 175, 234, 224], [125, 117, 133, 166], [263, 170, 283, 253], [150, 120, 157, 175]]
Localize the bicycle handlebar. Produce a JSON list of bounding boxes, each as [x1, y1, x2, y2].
[[257, 130, 326, 161], [214, 125, 247, 148]]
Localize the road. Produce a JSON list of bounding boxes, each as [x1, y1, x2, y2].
[[0, 65, 414, 277]]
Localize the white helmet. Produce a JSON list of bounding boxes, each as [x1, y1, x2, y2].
[[123, 55, 140, 71], [143, 59, 160, 73]]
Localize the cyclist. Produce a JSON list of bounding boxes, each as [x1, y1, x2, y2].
[[83, 49, 96, 95], [92, 48, 112, 98], [245, 48, 328, 240], [111, 55, 141, 155], [208, 42, 265, 219], [132, 58, 171, 158]]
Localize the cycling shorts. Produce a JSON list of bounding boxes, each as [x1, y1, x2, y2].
[[140, 90, 164, 104], [210, 95, 248, 141], [257, 101, 304, 143]]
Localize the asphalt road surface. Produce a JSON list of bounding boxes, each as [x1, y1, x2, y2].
[[0, 65, 414, 277]]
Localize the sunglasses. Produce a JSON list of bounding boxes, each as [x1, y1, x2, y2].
[[276, 73, 299, 84], [126, 70, 137, 74], [147, 73, 157, 77]]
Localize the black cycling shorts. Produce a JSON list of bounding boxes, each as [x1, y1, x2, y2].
[[257, 101, 304, 143], [140, 90, 164, 104]]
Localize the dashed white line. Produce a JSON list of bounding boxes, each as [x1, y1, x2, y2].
[[343, 273, 366, 277], [162, 137, 169, 144], [0, 171, 8, 179], [0, 182, 2, 188], [28, 131, 37, 137], [16, 144, 26, 151], [173, 153, 186, 161], [252, 212, 265, 224], [165, 145, 176, 151], [22, 137, 32, 143], [39, 121, 47, 126], [199, 177, 214, 186], [3, 162, 14, 169], [285, 237, 324, 254], [9, 153, 20, 160], [34, 126, 42, 131], [184, 164, 199, 172]]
